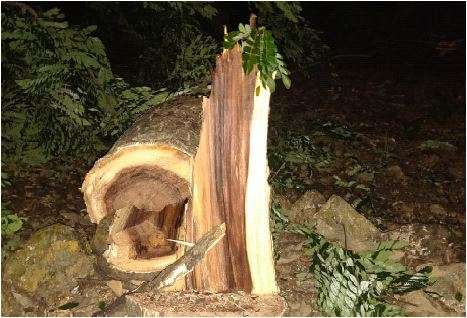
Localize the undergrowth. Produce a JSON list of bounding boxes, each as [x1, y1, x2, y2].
[[1, 169, 26, 259], [271, 204, 433, 317], [295, 225, 432, 316], [1, 7, 174, 167]]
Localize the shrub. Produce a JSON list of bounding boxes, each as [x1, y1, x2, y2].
[[1, 6, 170, 165]]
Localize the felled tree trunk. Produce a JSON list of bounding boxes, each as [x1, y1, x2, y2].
[[82, 96, 202, 285], [82, 45, 278, 295]]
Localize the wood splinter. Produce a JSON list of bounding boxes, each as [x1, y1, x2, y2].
[[99, 223, 226, 316], [135, 222, 226, 292]]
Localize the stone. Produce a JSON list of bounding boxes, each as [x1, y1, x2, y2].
[[429, 204, 448, 218], [2, 224, 96, 316], [398, 290, 452, 317], [106, 280, 126, 297], [274, 194, 293, 211], [288, 191, 326, 225], [387, 224, 465, 266], [287, 300, 312, 317], [425, 263, 466, 314], [386, 165, 407, 184], [313, 195, 382, 253]]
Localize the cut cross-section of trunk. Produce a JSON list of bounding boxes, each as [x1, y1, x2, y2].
[[82, 96, 202, 276]]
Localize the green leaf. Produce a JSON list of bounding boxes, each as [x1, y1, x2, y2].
[[97, 301, 106, 311], [82, 25, 97, 34], [223, 24, 291, 93], [58, 302, 79, 310], [282, 74, 291, 89]]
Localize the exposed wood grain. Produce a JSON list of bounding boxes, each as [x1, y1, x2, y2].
[[245, 73, 278, 294], [190, 45, 256, 292], [136, 223, 226, 292]]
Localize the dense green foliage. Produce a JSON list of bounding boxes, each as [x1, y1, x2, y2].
[[1, 6, 170, 165], [255, 2, 329, 75], [1, 170, 25, 259], [1, 2, 328, 167], [78, 2, 220, 90]]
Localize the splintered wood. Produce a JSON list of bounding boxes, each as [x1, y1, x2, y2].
[[189, 46, 255, 292], [189, 45, 278, 294], [135, 223, 226, 293]]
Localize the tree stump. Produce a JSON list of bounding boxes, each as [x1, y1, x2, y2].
[[82, 45, 278, 296]]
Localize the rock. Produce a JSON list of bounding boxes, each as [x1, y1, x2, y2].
[[425, 263, 466, 314], [386, 165, 407, 184], [288, 191, 326, 225], [106, 280, 126, 297], [387, 223, 465, 266], [274, 194, 293, 212], [429, 204, 449, 219], [313, 195, 382, 253], [287, 300, 312, 317], [2, 224, 96, 316], [398, 290, 453, 317]]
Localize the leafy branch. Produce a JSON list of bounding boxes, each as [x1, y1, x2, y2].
[[293, 225, 433, 316], [223, 23, 291, 93]]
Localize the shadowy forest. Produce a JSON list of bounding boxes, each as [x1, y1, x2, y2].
[[1, 2, 465, 317]]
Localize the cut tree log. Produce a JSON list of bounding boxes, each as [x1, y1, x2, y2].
[[82, 44, 278, 294], [83, 96, 202, 224], [82, 96, 201, 277]]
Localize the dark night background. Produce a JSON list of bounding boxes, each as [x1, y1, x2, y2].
[[26, 1, 467, 82]]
